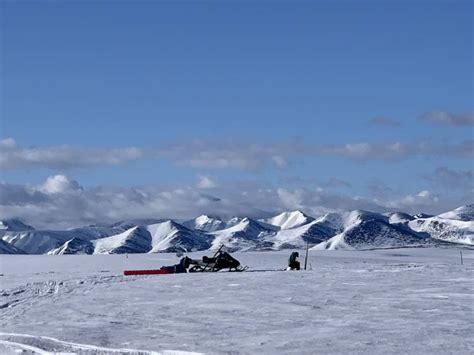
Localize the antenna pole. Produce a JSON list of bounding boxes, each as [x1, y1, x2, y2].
[[304, 242, 309, 270]]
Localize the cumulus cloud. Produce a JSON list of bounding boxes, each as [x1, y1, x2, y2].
[[0, 138, 143, 170], [1, 175, 470, 229], [421, 111, 474, 126], [40, 175, 83, 194], [368, 116, 401, 127]]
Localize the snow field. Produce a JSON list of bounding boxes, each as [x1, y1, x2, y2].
[[0, 248, 473, 354]]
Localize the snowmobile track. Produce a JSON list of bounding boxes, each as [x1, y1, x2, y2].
[[0, 332, 202, 354]]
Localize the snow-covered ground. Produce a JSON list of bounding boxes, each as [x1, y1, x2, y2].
[[0, 248, 473, 354]]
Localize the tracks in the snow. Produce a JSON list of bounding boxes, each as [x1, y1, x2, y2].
[[0, 332, 197, 354]]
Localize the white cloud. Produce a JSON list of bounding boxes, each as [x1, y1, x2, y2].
[[1, 137, 472, 172], [421, 111, 474, 126], [159, 139, 474, 171], [276, 188, 305, 210], [197, 175, 217, 189], [1, 175, 470, 229], [0, 137, 17, 148], [0, 138, 143, 170], [318, 140, 473, 160], [158, 141, 288, 171], [40, 175, 82, 194], [387, 190, 441, 212], [417, 190, 432, 199]]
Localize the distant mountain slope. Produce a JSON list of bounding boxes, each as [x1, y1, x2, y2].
[[108, 219, 167, 231], [48, 238, 94, 255], [1, 205, 472, 255], [408, 218, 474, 245], [147, 220, 212, 253], [407, 205, 474, 245], [63, 226, 127, 241], [91, 220, 212, 254], [0, 219, 35, 233], [262, 210, 314, 230], [2, 230, 75, 254], [271, 220, 336, 249], [0, 239, 26, 254], [93, 227, 152, 254], [314, 210, 429, 250], [182, 215, 226, 232], [209, 218, 277, 251], [1, 222, 129, 254], [437, 204, 474, 222]]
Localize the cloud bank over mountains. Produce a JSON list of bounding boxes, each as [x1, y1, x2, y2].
[[1, 174, 472, 230]]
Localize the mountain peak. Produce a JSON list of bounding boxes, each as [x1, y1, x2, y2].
[[195, 214, 222, 222], [263, 210, 314, 230], [0, 218, 35, 232], [183, 215, 225, 232]]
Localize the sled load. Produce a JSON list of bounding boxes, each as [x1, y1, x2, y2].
[[123, 247, 247, 276]]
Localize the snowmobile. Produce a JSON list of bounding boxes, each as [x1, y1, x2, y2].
[[123, 247, 247, 276], [188, 248, 248, 272]]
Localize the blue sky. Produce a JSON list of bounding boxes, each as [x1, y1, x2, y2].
[[0, 1, 472, 227]]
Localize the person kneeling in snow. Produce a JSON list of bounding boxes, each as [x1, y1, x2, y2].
[[161, 256, 194, 274], [288, 251, 300, 270]]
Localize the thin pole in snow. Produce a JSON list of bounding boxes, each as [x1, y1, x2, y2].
[[304, 242, 309, 270], [460, 251, 463, 265]]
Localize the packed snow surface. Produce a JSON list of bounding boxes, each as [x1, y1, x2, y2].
[[1, 248, 473, 354]]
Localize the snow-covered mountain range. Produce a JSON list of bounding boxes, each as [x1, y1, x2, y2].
[[1, 205, 473, 255]]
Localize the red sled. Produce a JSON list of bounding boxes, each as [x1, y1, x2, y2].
[[124, 269, 170, 276]]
